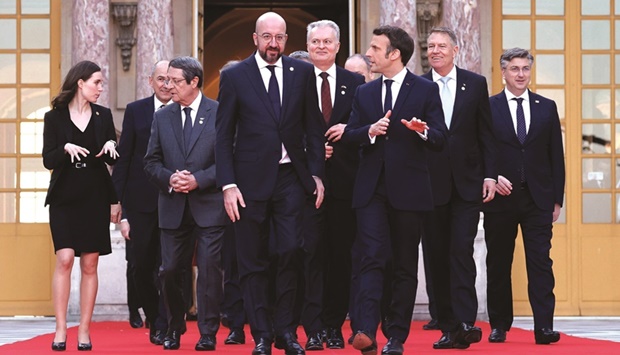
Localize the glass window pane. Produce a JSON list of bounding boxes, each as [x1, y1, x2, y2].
[[20, 158, 48, 189], [0, 158, 16, 188], [20, 192, 48, 223], [503, 20, 530, 49], [0, 54, 16, 84], [0, 88, 17, 119], [21, 19, 50, 49], [21, 54, 50, 84], [0, 0, 16, 14], [582, 0, 610, 15], [536, 54, 564, 85], [582, 20, 610, 50], [617, 0, 620, 15], [0, 123, 16, 153], [0, 192, 16, 223], [616, 55, 620, 84], [583, 193, 611, 223], [0, 19, 17, 49], [582, 124, 611, 154], [536, 0, 564, 15], [20, 122, 44, 154], [536, 20, 564, 50], [582, 55, 610, 85], [503, 0, 531, 14], [583, 158, 612, 189], [583, 89, 611, 119], [537, 89, 565, 119], [21, 88, 50, 119], [21, 0, 49, 14]]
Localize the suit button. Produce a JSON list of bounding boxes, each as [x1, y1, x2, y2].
[[385, 136, 389, 141]]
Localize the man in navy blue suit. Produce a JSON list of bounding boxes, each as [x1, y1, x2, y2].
[[483, 47, 565, 345], [215, 11, 325, 355], [420, 27, 497, 350], [342, 25, 446, 355]]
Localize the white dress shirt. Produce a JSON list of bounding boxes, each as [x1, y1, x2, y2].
[[314, 64, 337, 110], [505, 88, 531, 135]]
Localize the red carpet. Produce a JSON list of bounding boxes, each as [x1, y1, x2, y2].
[[1, 321, 619, 354]]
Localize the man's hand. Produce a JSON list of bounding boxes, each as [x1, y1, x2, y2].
[[325, 123, 346, 142], [110, 203, 122, 223], [64, 143, 89, 163], [95, 140, 119, 159], [313, 176, 325, 209], [482, 180, 497, 203], [223, 187, 245, 222], [401, 117, 429, 133], [552, 203, 561, 223], [170, 170, 198, 193], [120, 220, 130, 240], [369, 110, 391, 138], [325, 143, 333, 160], [496, 175, 512, 196]]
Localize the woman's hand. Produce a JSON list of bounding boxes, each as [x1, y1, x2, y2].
[[96, 140, 119, 159], [64, 143, 90, 163]]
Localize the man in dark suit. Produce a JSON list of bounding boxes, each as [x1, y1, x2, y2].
[[297, 19, 365, 351], [483, 47, 565, 345], [144, 56, 227, 351], [215, 11, 325, 355], [111, 60, 171, 345], [342, 25, 446, 355], [420, 27, 497, 349]]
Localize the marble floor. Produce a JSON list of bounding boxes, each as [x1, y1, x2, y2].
[[0, 316, 618, 346]]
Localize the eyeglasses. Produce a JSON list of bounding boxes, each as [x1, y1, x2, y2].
[[164, 77, 186, 86], [259, 33, 286, 43], [507, 66, 531, 74]]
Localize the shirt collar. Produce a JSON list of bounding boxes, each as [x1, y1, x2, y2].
[[184, 91, 202, 113], [314, 63, 337, 79], [383, 67, 408, 86], [255, 51, 283, 70], [154, 96, 170, 110], [504, 88, 529, 103], [431, 65, 457, 83]]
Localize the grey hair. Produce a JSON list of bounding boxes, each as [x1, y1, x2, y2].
[[219, 60, 240, 73], [150, 60, 169, 77], [306, 19, 340, 42], [500, 47, 534, 69], [289, 50, 311, 62], [428, 27, 458, 47], [346, 53, 371, 72], [169, 56, 204, 87]]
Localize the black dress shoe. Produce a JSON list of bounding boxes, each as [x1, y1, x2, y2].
[[275, 332, 305, 354], [320, 328, 328, 343], [129, 310, 144, 328], [185, 312, 198, 321], [488, 328, 506, 343], [195, 334, 216, 351], [534, 328, 560, 344], [423, 319, 440, 330], [77, 339, 92, 351], [252, 337, 273, 355], [51, 339, 66, 351], [163, 330, 181, 350], [326, 328, 345, 349], [150, 329, 166, 345], [305, 332, 324, 351], [382, 338, 404, 355], [352, 331, 377, 355], [224, 328, 245, 345], [432, 331, 469, 350], [454, 323, 482, 345]]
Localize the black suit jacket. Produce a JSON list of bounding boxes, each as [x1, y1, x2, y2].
[[215, 54, 325, 199], [311, 67, 365, 200], [422, 67, 496, 205], [484, 90, 565, 212], [43, 103, 118, 206], [342, 70, 447, 211], [111, 95, 159, 213]]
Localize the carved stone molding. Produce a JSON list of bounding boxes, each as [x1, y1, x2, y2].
[[112, 3, 137, 71], [417, 0, 441, 73]]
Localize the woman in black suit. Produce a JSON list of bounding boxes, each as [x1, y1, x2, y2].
[[43, 60, 119, 351]]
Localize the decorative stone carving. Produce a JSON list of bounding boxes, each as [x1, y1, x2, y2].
[[416, 0, 441, 73], [112, 3, 138, 71]]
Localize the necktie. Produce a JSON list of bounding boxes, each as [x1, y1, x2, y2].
[[513, 97, 526, 182], [183, 106, 192, 152], [319, 72, 332, 125], [384, 79, 393, 114], [439, 76, 453, 128], [158, 104, 166, 110], [266, 65, 281, 119]]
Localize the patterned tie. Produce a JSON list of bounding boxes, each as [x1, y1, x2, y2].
[[384, 79, 393, 114], [183, 106, 192, 152], [439, 76, 453, 128], [513, 97, 526, 144], [319, 72, 332, 125], [266, 65, 281, 119]]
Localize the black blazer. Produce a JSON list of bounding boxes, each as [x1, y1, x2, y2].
[[42, 103, 118, 206], [111, 95, 158, 213], [342, 70, 447, 211], [422, 67, 497, 205], [216, 53, 325, 200], [484, 90, 565, 212]]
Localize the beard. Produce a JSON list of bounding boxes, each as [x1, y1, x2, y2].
[[259, 46, 282, 64]]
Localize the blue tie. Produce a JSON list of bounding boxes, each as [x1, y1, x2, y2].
[[384, 79, 393, 114], [266, 65, 281, 119], [514, 97, 526, 144], [183, 107, 192, 152]]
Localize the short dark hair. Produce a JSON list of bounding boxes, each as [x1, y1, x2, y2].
[[500, 47, 534, 69], [428, 27, 458, 47], [169, 56, 204, 87], [372, 25, 414, 66], [289, 50, 311, 62], [51, 60, 101, 109]]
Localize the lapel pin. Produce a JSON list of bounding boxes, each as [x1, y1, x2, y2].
[[95, 111, 99, 115], [461, 86, 465, 91], [199, 117, 204, 124], [289, 67, 294, 71], [535, 100, 540, 103], [341, 91, 345, 95]]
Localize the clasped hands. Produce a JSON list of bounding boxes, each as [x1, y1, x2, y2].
[[324, 123, 346, 160], [169, 169, 198, 193], [369, 110, 429, 138], [64, 141, 119, 163]]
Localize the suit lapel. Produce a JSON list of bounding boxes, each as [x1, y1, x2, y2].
[[243, 55, 279, 123], [331, 68, 348, 125], [168, 104, 184, 153], [391, 71, 415, 119], [371, 78, 384, 120], [526, 90, 542, 144], [91, 103, 104, 148], [493, 92, 521, 145], [186, 96, 211, 155], [281, 56, 295, 124], [451, 67, 468, 130]]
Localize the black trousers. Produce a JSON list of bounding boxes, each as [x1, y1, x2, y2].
[[221, 224, 246, 329]]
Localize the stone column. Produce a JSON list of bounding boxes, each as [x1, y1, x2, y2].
[[135, 0, 174, 99], [380, 0, 419, 73], [72, 0, 110, 107], [442, 0, 482, 73]]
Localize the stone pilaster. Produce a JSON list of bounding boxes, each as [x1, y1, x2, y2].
[[380, 0, 419, 73], [135, 0, 174, 99], [72, 0, 110, 107], [442, 0, 482, 73]]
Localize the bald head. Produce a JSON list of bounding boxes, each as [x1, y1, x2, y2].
[[253, 11, 288, 64], [255, 12, 286, 33]]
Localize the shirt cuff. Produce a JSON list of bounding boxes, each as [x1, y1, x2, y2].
[[223, 183, 237, 191], [417, 129, 428, 141]]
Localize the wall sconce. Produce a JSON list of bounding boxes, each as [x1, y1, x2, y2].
[[112, 3, 137, 71], [417, 0, 441, 73]]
